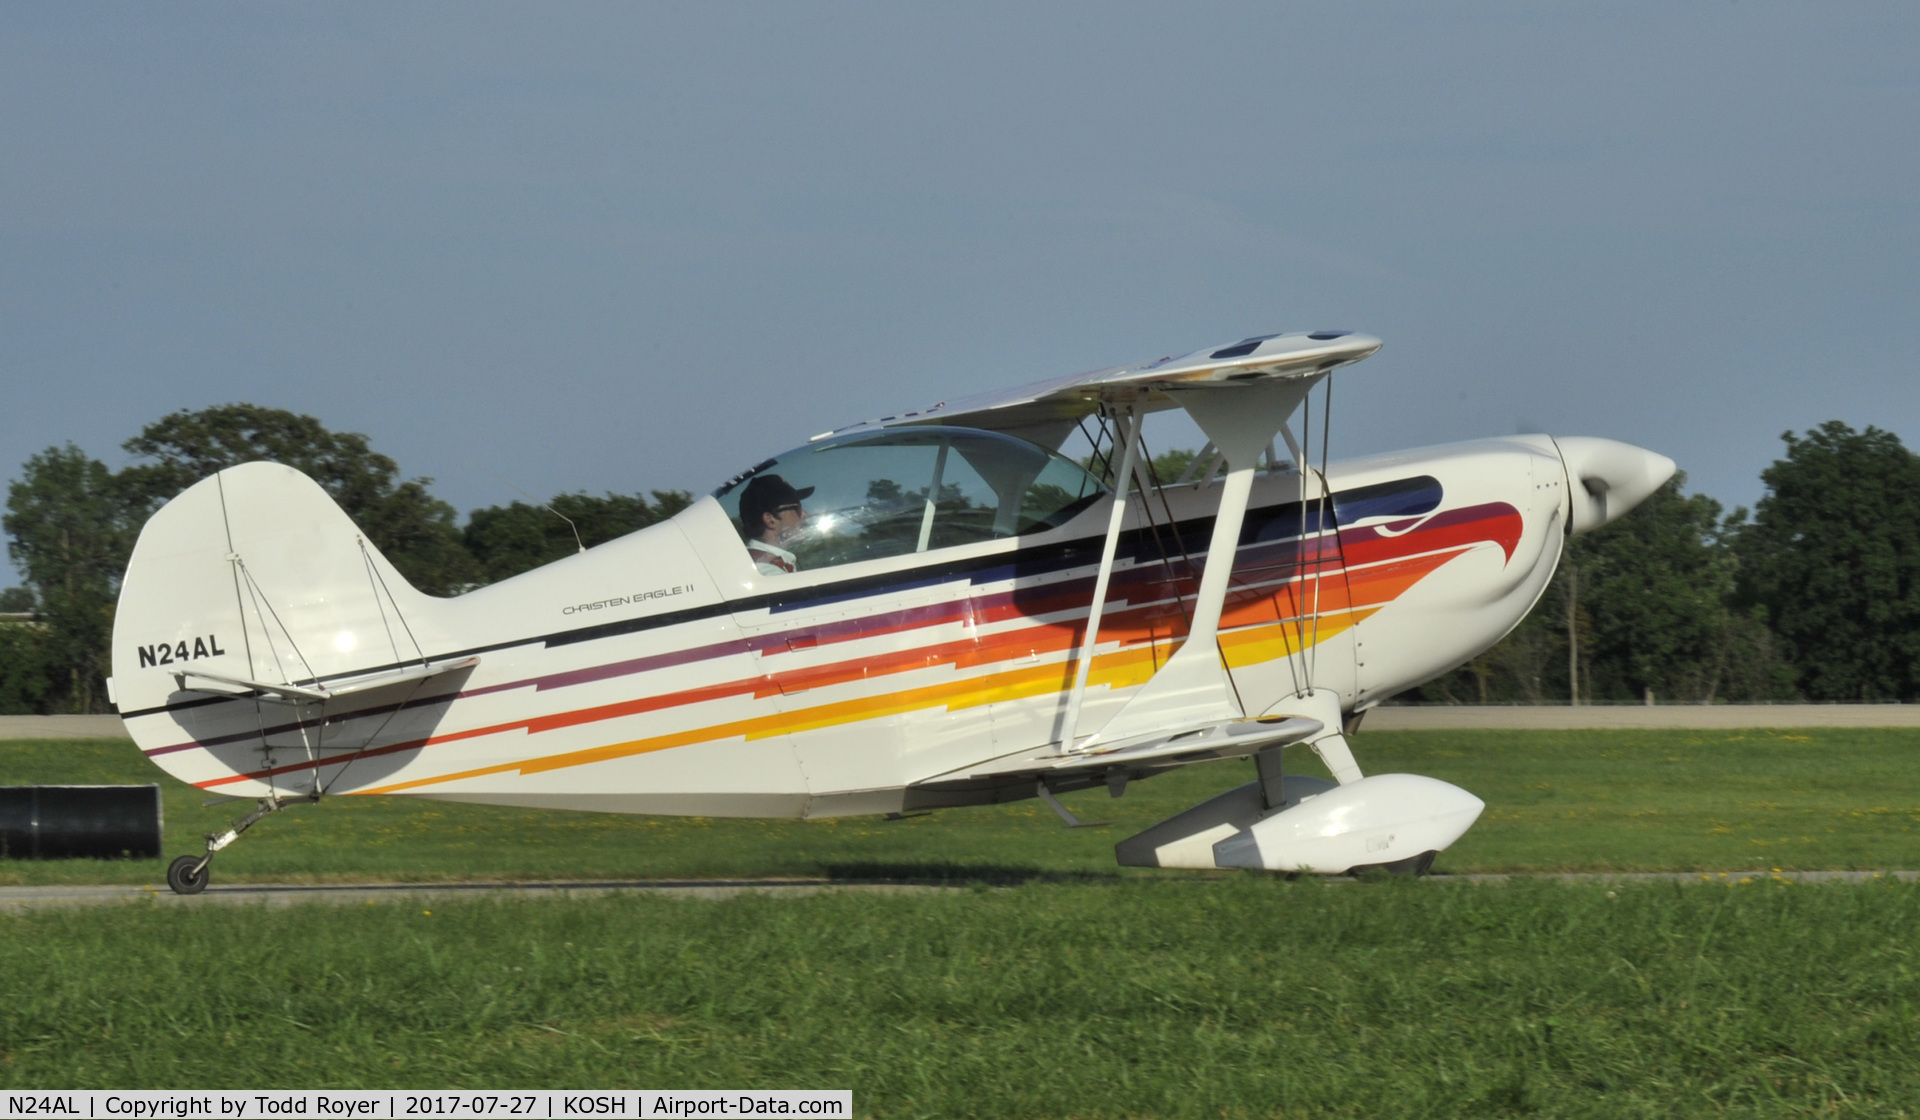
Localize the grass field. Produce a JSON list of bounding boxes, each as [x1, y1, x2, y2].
[[2, 878, 1917, 1115], [3, 728, 1918, 885], [5, 730, 1920, 1115]]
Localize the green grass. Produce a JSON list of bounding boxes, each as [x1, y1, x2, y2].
[[1367, 728, 1920, 873], [6, 733, 1920, 1114], [3, 729, 1919, 886], [2, 878, 1917, 1115]]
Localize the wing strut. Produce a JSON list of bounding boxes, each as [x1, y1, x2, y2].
[[1085, 378, 1319, 747], [1057, 399, 1142, 752]]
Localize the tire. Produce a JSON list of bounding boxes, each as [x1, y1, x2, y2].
[[166, 854, 210, 895], [1350, 849, 1437, 879]]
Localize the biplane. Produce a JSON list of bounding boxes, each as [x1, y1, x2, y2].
[[109, 330, 1674, 893]]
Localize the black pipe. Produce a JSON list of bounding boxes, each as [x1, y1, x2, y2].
[[0, 785, 163, 860]]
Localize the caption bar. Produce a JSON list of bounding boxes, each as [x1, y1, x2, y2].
[[3, 1092, 851, 1119]]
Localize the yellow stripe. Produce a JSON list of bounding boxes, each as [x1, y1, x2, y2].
[[354, 613, 1357, 796], [1218, 609, 1374, 668]]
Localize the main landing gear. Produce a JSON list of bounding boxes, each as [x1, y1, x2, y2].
[[162, 794, 299, 896]]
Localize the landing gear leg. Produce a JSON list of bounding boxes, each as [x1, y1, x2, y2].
[[163, 795, 293, 896], [1255, 744, 1286, 811]]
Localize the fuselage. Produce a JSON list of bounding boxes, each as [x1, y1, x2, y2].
[[114, 432, 1582, 817]]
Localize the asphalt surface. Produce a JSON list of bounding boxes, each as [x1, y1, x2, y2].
[[0, 715, 131, 739], [1, 870, 1914, 910], [0, 878, 946, 910]]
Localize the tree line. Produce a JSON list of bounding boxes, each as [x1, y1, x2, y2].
[[5, 407, 1916, 714], [1, 404, 690, 713], [1411, 421, 1920, 705]]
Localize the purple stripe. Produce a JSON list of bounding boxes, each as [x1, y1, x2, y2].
[[142, 534, 1351, 758]]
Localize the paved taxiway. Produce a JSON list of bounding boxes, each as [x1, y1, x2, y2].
[[2, 871, 1915, 910], [0, 879, 947, 910]]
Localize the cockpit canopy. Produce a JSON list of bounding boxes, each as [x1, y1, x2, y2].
[[715, 426, 1108, 572]]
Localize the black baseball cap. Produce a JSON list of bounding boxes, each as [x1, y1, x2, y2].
[[738, 473, 814, 532]]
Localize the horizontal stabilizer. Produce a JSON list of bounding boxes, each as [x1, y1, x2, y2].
[[174, 656, 480, 704]]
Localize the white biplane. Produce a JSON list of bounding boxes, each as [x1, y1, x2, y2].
[[109, 330, 1673, 893]]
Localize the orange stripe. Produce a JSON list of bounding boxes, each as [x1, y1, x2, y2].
[[351, 643, 1156, 794], [1344, 549, 1467, 609], [221, 541, 1480, 795], [348, 610, 1362, 797]]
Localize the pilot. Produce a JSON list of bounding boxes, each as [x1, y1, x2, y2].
[[737, 473, 814, 575]]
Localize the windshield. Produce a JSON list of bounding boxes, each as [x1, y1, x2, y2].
[[714, 426, 1107, 572]]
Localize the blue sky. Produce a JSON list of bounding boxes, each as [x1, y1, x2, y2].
[[3, 2, 1915, 574]]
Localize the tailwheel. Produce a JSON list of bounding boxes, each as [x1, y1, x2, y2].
[[164, 793, 296, 895], [166, 854, 211, 895]]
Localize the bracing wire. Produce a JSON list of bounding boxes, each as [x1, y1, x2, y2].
[[362, 556, 429, 667], [1289, 390, 1315, 698], [234, 566, 295, 799], [1130, 426, 1251, 714], [1128, 432, 1188, 627], [1261, 432, 1307, 704], [316, 672, 437, 797], [237, 558, 337, 799], [1138, 439, 1198, 630], [237, 560, 318, 688], [213, 473, 278, 769], [1076, 417, 1116, 488], [360, 540, 403, 664], [1308, 375, 1335, 689], [1132, 427, 1244, 711]]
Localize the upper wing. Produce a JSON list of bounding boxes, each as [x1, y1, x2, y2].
[[814, 330, 1382, 449]]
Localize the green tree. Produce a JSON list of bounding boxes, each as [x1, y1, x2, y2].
[[1401, 475, 1793, 705], [3, 445, 145, 712], [1734, 421, 1920, 701], [0, 587, 48, 713], [0, 618, 51, 714], [1146, 447, 1201, 484], [463, 490, 693, 584], [1571, 477, 1789, 702], [119, 404, 479, 595], [1084, 446, 1211, 488]]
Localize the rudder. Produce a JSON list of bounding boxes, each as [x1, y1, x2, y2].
[[113, 462, 463, 796]]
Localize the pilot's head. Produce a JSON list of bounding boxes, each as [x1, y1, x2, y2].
[[738, 473, 814, 543]]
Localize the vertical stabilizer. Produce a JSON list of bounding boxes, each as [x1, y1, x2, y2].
[[112, 463, 460, 796]]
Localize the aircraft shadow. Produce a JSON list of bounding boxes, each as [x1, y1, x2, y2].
[[822, 861, 1124, 885]]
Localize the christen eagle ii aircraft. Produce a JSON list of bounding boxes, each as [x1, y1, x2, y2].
[[110, 330, 1673, 893]]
